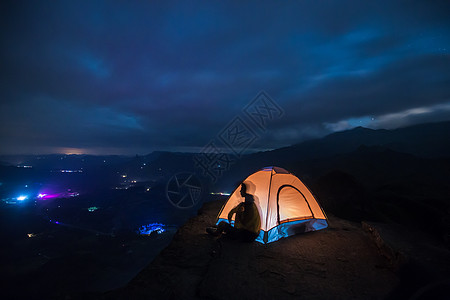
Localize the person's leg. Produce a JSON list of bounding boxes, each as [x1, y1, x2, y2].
[[239, 230, 259, 242], [207, 221, 233, 236], [216, 221, 232, 232], [221, 223, 240, 239]]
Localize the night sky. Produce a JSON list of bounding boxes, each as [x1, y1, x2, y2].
[[1, 1, 450, 155]]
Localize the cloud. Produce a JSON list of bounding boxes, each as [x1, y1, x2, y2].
[[0, 96, 145, 151], [324, 102, 450, 132], [371, 102, 450, 129], [1, 1, 450, 154]]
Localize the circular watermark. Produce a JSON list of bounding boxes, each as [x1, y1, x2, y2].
[[165, 172, 202, 209]]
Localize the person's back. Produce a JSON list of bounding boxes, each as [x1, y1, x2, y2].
[[234, 201, 260, 235]]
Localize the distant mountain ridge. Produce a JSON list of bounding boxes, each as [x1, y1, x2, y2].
[[1, 121, 448, 174], [270, 120, 450, 161], [211, 121, 450, 189]]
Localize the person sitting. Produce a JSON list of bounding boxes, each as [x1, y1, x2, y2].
[[207, 182, 261, 242]]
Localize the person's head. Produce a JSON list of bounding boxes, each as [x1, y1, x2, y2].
[[240, 182, 247, 197]]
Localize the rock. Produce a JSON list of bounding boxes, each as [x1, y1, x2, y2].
[[362, 221, 450, 299]]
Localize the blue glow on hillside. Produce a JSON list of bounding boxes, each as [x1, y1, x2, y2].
[[16, 195, 28, 201], [138, 223, 165, 235]]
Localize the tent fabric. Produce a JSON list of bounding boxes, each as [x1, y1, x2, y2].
[[216, 166, 328, 243]]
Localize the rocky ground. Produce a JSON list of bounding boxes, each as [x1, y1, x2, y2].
[[95, 199, 450, 300]]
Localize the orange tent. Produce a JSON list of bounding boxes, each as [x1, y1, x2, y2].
[[216, 166, 328, 243]]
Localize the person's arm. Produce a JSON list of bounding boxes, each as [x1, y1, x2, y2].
[[227, 204, 240, 222]]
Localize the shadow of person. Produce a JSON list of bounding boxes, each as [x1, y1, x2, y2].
[[207, 182, 261, 242]]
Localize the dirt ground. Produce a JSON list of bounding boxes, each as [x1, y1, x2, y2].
[[100, 199, 448, 300]]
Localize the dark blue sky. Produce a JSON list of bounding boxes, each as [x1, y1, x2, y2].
[[1, 1, 450, 155]]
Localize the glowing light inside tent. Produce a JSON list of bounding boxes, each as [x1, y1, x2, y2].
[[17, 195, 28, 201], [138, 223, 165, 235]]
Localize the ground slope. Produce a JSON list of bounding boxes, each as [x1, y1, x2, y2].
[[104, 199, 402, 299]]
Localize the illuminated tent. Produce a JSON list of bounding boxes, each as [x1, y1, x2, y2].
[[216, 166, 328, 243]]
